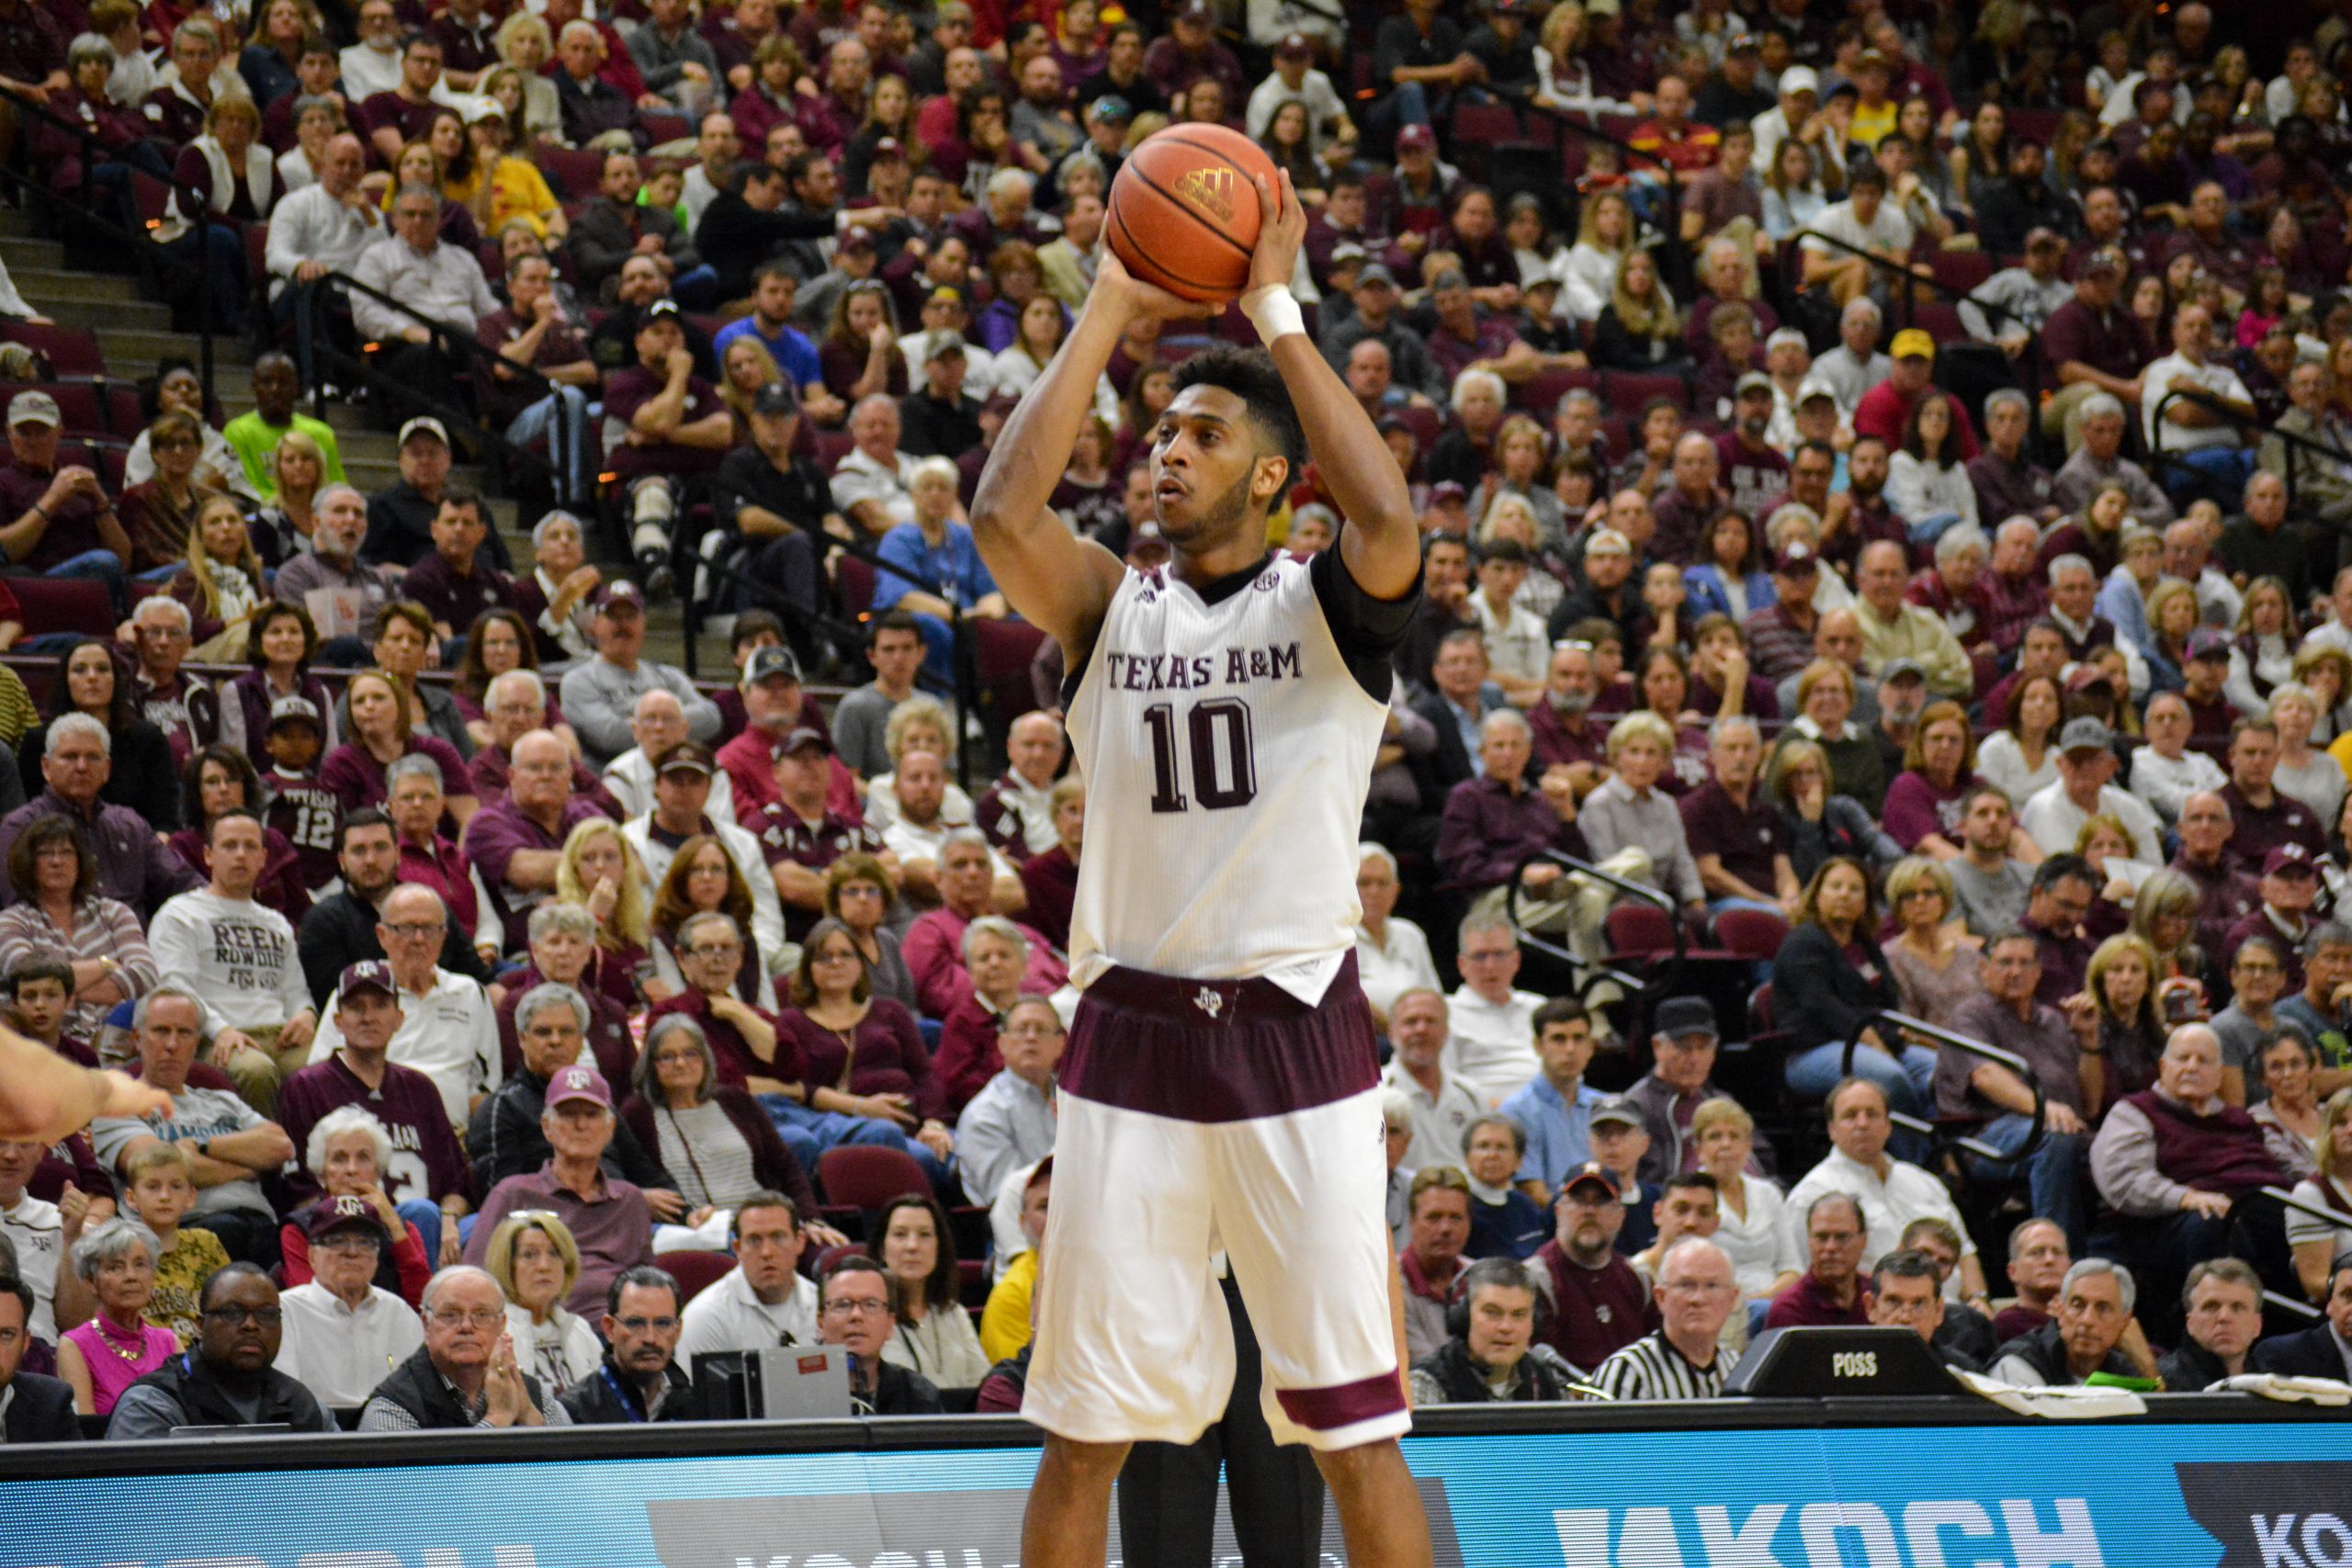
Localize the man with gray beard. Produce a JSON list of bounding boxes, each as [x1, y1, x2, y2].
[[1529, 643, 1606, 773]]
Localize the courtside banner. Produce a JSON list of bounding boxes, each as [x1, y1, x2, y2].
[[6, 1414, 2352, 1567]]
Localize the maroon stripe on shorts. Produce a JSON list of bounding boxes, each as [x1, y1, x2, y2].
[[1274, 1369, 1409, 1431], [1061, 953, 1380, 1122]]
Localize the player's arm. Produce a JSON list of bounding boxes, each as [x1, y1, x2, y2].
[[1245, 172, 1421, 601], [970, 256, 1205, 652]]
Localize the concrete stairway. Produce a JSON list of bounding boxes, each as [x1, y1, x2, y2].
[[0, 207, 716, 670]]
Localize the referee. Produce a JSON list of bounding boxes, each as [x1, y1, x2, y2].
[[1590, 1238, 1739, 1401], [1115, 1272, 1327, 1567]]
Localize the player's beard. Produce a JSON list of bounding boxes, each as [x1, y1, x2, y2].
[[1157, 466, 1258, 549]]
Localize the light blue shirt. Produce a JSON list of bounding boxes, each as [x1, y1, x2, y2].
[[712, 315, 822, 391], [1501, 1074, 1605, 1193], [873, 520, 999, 614]]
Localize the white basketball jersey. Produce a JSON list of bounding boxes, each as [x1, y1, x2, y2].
[[1065, 552, 1389, 1003]]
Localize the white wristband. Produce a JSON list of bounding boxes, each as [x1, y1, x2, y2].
[[1241, 283, 1305, 344]]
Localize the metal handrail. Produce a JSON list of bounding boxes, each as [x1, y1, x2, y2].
[[0, 83, 218, 404], [1853, 1009, 2047, 1166], [2149, 383, 2352, 522], [1789, 227, 2034, 334], [1505, 848, 1675, 1011]]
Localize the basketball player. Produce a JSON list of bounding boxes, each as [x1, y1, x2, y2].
[[971, 172, 1431, 1568]]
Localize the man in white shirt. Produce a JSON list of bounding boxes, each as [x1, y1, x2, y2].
[[881, 749, 996, 903], [264, 132, 382, 386], [1380, 989, 1487, 1168], [2130, 692, 2229, 825], [677, 1193, 820, 1369], [306, 884, 502, 1127], [1807, 296, 1894, 420], [2021, 717, 2165, 863], [1784, 1078, 1989, 1303], [619, 741, 785, 962], [352, 185, 501, 399], [1468, 538, 1549, 702], [338, 0, 409, 100], [1446, 913, 1544, 1109], [146, 811, 319, 1111], [274, 1195, 425, 1408], [1798, 164, 1914, 310], [2164, 517, 2241, 629], [2141, 300, 2256, 502], [604, 688, 737, 827], [829, 393, 921, 535]]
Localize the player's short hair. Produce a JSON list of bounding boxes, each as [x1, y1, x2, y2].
[[1170, 344, 1306, 498]]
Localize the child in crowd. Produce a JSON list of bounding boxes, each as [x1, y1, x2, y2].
[[119, 1141, 231, 1348]]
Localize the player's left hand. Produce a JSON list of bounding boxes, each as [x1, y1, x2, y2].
[[1091, 250, 1216, 328], [1245, 170, 1306, 297]]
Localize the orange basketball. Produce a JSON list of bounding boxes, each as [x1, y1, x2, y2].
[[1105, 124, 1282, 303]]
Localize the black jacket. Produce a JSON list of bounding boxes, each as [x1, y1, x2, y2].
[[694, 191, 834, 301], [1992, 1318, 2140, 1386], [2, 1371, 81, 1442], [1411, 1337, 1573, 1404], [1770, 922, 1900, 1053], [2250, 1324, 2350, 1380], [369, 1343, 549, 1428], [466, 1066, 673, 1195], [122, 1349, 331, 1432], [557, 1354, 696, 1423], [853, 1357, 943, 1416], [297, 888, 494, 1008], [1407, 687, 1487, 807], [2157, 1338, 2234, 1391]]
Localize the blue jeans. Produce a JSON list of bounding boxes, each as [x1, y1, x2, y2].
[[672, 265, 721, 312], [1784, 1039, 1938, 1162], [506, 385, 596, 505], [760, 1094, 957, 1195], [396, 1197, 443, 1259], [1966, 1112, 2085, 1255], [2167, 445, 2254, 505]]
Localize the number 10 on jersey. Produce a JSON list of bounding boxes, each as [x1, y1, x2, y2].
[[1143, 698, 1259, 813]]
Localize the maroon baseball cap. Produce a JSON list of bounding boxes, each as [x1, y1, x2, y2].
[[1396, 124, 1437, 153], [2265, 844, 2319, 878], [1562, 1162, 1622, 1201], [336, 960, 397, 1005], [548, 1064, 612, 1111], [306, 1193, 389, 1243]]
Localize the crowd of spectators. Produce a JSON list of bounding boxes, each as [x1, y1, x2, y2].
[[9, 0, 2352, 1444]]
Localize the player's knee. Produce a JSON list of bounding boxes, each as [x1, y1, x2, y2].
[[1040, 1433, 1132, 1481]]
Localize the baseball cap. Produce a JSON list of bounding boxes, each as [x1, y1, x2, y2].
[[1355, 262, 1397, 288], [2025, 226, 2064, 252], [752, 380, 800, 417], [1329, 242, 1368, 265], [2185, 626, 2230, 662], [547, 1063, 613, 1111], [2266, 844, 2320, 878], [1174, 0, 1215, 23], [1585, 527, 1632, 558], [336, 959, 397, 1004], [6, 390, 58, 429], [1090, 95, 1133, 123], [839, 228, 876, 254], [1396, 124, 1437, 153], [1778, 64, 1819, 96], [1890, 328, 1936, 361], [1773, 540, 1818, 574], [781, 725, 831, 757], [398, 414, 448, 446], [1855, 47, 1892, 71], [1725, 30, 1760, 53], [926, 284, 966, 309], [925, 328, 967, 359], [267, 694, 322, 728], [1590, 1095, 1642, 1130], [2059, 716, 2114, 754], [1430, 479, 1467, 504], [656, 740, 715, 778], [1653, 996, 1719, 1043], [467, 97, 505, 124], [594, 580, 647, 614], [742, 645, 803, 688], [933, 0, 973, 21], [1736, 369, 1775, 398], [871, 135, 906, 161], [307, 1193, 389, 1242], [1881, 657, 1927, 685], [1767, 326, 1810, 353], [2078, 246, 2127, 278], [1562, 1162, 1623, 1200], [1796, 377, 1838, 406], [1275, 30, 1312, 57], [643, 298, 684, 322]]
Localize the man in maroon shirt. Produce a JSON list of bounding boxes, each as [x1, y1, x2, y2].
[[424, 0, 501, 88], [0, 390, 131, 603], [1531, 1163, 1656, 1374], [1529, 643, 1608, 773], [746, 726, 895, 942], [1851, 331, 1979, 460], [1437, 709, 1589, 911], [360, 32, 448, 166], [1764, 1190, 1872, 1328], [401, 489, 520, 647], [462, 729, 611, 951], [2218, 718, 2327, 877], [2041, 248, 2150, 448], [2170, 790, 2260, 957], [1649, 433, 1732, 567], [1680, 716, 1796, 918], [605, 300, 730, 592], [277, 961, 473, 1256]]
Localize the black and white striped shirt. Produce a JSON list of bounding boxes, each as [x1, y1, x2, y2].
[[1590, 1330, 1728, 1403]]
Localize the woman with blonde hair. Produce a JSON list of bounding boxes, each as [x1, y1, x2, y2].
[[2128, 866, 2208, 987], [2286, 1087, 2352, 1302], [2294, 643, 2352, 744], [492, 11, 563, 143], [2077, 932, 2166, 1118], [485, 1212, 602, 1393], [718, 332, 786, 434], [254, 426, 326, 566], [1590, 246, 1686, 372], [1691, 1097, 1793, 1300], [2143, 576, 2200, 694], [1883, 855, 1982, 1029], [169, 494, 267, 660], [2268, 681, 2347, 825], [1763, 734, 1896, 882], [1559, 185, 1637, 322], [2227, 575, 2301, 716], [863, 694, 973, 830], [1533, 3, 1637, 127], [554, 817, 653, 1013]]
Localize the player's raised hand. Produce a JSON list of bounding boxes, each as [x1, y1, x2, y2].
[[1089, 249, 1216, 328], [1246, 170, 1306, 296]]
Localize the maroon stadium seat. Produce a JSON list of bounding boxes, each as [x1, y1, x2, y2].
[[0, 322, 104, 378], [656, 1248, 736, 1304], [817, 1145, 931, 1210]]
